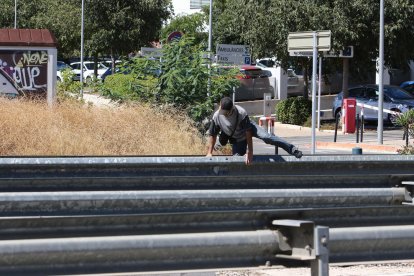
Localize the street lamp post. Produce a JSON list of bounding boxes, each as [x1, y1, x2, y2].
[[80, 0, 85, 98], [378, 0, 384, 144], [14, 0, 17, 29], [207, 0, 213, 96]]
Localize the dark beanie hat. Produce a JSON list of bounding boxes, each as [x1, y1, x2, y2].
[[220, 97, 233, 111]]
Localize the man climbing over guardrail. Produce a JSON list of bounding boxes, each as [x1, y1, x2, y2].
[[206, 97, 303, 165]]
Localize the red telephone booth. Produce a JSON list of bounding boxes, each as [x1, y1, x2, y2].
[[342, 98, 356, 134]]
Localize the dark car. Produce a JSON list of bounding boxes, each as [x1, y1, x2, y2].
[[400, 81, 414, 95], [332, 84, 414, 124]]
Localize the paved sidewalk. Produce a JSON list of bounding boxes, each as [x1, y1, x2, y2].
[[255, 122, 410, 155], [82, 92, 118, 108]]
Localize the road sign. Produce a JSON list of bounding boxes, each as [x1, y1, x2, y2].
[[216, 54, 251, 65], [216, 44, 250, 65], [167, 31, 183, 42], [324, 46, 354, 58], [216, 44, 250, 56], [289, 51, 313, 57], [289, 46, 354, 58], [288, 30, 331, 52]]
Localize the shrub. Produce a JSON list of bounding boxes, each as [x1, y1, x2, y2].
[[397, 145, 414, 155], [57, 69, 82, 102], [275, 96, 311, 125], [101, 74, 137, 101], [158, 36, 239, 130], [99, 35, 239, 133], [395, 109, 414, 154], [289, 96, 312, 125], [275, 97, 294, 123]]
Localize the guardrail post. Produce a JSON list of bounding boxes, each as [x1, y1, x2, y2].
[[272, 220, 330, 276], [311, 226, 330, 276]]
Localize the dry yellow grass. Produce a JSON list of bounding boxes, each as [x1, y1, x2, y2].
[[0, 98, 206, 156]]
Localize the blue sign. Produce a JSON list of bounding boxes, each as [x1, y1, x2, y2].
[[244, 56, 251, 65]]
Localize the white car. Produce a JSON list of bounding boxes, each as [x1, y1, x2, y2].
[[70, 61, 108, 82], [57, 61, 74, 82], [256, 58, 306, 96]]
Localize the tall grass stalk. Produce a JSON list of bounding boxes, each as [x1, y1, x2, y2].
[[0, 99, 205, 156]]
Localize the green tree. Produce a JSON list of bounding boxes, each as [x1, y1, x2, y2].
[[0, 0, 81, 58], [1, 0, 172, 60], [161, 13, 208, 46], [84, 0, 171, 62], [213, 0, 414, 95], [158, 35, 239, 129]]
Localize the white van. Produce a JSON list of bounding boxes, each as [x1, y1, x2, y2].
[[70, 61, 108, 82]]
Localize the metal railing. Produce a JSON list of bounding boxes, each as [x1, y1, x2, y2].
[[0, 155, 413, 275]]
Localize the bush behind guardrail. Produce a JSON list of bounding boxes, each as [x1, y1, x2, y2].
[[276, 96, 311, 125]]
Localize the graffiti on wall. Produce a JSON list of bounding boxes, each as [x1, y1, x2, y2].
[[0, 50, 48, 97]]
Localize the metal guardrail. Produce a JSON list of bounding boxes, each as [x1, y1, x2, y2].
[[0, 155, 413, 275]]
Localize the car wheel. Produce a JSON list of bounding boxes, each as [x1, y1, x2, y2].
[[57, 77, 62, 82], [388, 109, 401, 126]]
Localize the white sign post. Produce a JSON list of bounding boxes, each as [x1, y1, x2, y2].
[[288, 31, 331, 155], [216, 44, 251, 65], [290, 46, 353, 132]]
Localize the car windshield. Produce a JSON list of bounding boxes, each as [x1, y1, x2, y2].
[[383, 86, 414, 100], [57, 62, 71, 70], [84, 63, 107, 70], [258, 60, 275, 67]]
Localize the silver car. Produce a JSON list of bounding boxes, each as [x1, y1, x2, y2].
[[332, 84, 414, 123]]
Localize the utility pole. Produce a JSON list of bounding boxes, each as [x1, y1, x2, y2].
[[80, 0, 85, 99], [207, 0, 213, 97], [378, 0, 384, 144], [14, 0, 17, 28]]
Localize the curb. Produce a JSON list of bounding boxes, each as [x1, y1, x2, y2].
[[274, 122, 337, 133], [316, 141, 399, 153]]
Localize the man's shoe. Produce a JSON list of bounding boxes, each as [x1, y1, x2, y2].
[[292, 147, 303, 158]]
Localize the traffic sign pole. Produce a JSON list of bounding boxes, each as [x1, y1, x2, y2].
[[378, 0, 384, 144], [207, 0, 213, 97], [288, 30, 332, 155], [311, 32, 317, 154], [318, 57, 322, 130]]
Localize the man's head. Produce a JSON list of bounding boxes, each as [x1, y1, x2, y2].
[[219, 97, 234, 116]]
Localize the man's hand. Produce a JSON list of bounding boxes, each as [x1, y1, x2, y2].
[[245, 151, 253, 165], [245, 129, 253, 165]]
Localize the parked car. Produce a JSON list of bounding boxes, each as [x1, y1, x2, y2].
[[332, 84, 414, 124], [235, 65, 274, 101], [256, 58, 305, 96], [256, 58, 343, 96], [70, 61, 108, 82], [400, 80, 414, 95], [56, 61, 73, 82]]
